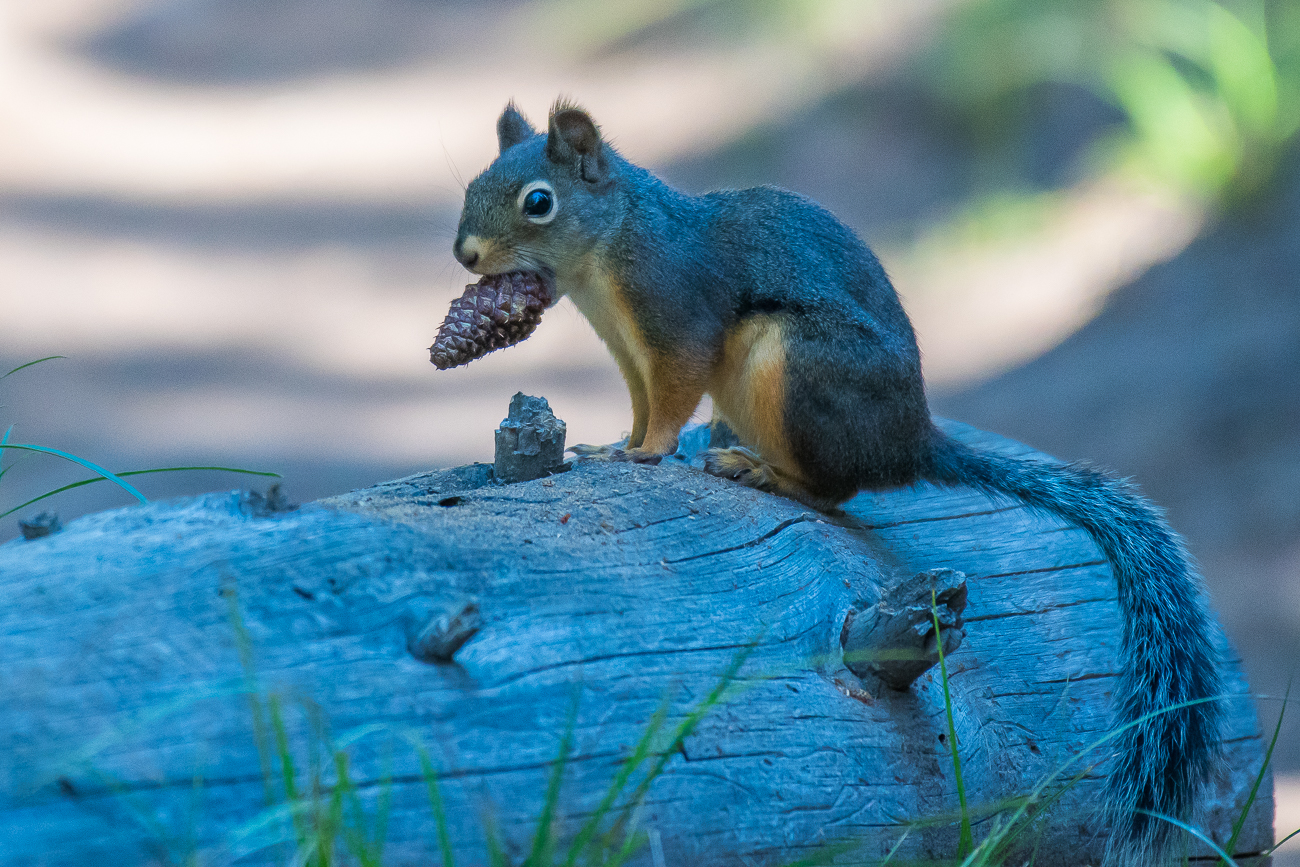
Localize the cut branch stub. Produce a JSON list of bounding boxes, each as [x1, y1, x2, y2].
[[404, 597, 482, 663], [494, 392, 567, 483], [841, 567, 968, 690]]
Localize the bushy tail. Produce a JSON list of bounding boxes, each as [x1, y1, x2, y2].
[[926, 432, 1222, 864]]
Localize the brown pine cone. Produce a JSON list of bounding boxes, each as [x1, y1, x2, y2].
[[429, 270, 554, 370]]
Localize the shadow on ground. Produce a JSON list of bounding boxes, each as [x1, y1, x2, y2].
[[77, 0, 528, 85]]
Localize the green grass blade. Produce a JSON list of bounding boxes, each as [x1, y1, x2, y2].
[[605, 825, 645, 867], [0, 443, 148, 503], [0, 465, 281, 519], [528, 686, 580, 866], [562, 693, 671, 866], [965, 692, 1226, 864], [223, 800, 311, 861], [1136, 809, 1240, 866], [325, 750, 347, 866], [776, 840, 857, 867], [1268, 825, 1300, 855], [877, 828, 911, 865], [485, 814, 508, 867], [413, 744, 455, 867], [224, 583, 277, 808], [288, 838, 320, 867], [329, 735, 392, 867], [1219, 683, 1289, 865], [185, 752, 208, 867], [2, 356, 65, 379], [269, 695, 301, 803], [334, 749, 370, 866], [603, 639, 758, 859], [268, 693, 311, 856], [370, 754, 394, 867], [0, 424, 12, 482], [602, 801, 647, 867], [982, 763, 1094, 862], [933, 590, 973, 856]]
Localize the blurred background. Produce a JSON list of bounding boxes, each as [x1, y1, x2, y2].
[[0, 0, 1297, 856]]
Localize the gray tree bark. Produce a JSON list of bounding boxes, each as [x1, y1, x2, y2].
[[0, 419, 1272, 866]]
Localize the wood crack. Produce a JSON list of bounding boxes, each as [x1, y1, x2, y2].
[[663, 516, 814, 565]]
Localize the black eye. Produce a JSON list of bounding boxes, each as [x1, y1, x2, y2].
[[522, 188, 553, 218]]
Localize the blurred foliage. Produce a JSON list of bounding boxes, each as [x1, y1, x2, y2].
[[533, 0, 1294, 218], [545, 0, 1297, 208], [536, 0, 886, 58], [919, 0, 1300, 204]]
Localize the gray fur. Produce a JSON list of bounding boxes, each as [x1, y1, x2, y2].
[[454, 100, 1224, 864]]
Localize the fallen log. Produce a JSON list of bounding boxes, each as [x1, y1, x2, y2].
[[0, 407, 1272, 866]]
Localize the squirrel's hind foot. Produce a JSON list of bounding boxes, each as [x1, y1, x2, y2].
[[703, 446, 773, 487], [704, 447, 839, 512], [568, 443, 663, 465]]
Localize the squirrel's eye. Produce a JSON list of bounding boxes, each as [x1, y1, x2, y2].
[[523, 189, 553, 218], [518, 181, 558, 224]]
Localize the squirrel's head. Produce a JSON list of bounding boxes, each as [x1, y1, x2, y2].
[[453, 100, 620, 282]]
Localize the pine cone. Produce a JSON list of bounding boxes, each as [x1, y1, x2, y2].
[[429, 271, 554, 370]]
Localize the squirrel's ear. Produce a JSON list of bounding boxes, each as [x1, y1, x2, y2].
[[496, 102, 536, 153], [546, 105, 607, 184]]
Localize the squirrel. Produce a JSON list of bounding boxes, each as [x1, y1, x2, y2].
[[452, 99, 1222, 865]]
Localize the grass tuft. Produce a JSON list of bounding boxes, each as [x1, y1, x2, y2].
[[2, 356, 279, 527]]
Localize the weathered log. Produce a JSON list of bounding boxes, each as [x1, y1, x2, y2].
[[0, 418, 1271, 866]]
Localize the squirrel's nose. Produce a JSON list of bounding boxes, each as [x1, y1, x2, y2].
[[453, 235, 482, 270]]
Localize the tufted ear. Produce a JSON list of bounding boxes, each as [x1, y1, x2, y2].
[[546, 104, 607, 183], [496, 101, 536, 153]]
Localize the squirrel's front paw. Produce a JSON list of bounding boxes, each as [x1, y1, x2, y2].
[[568, 444, 664, 465]]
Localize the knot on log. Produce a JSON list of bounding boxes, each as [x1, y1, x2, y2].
[[494, 393, 567, 483], [841, 567, 968, 691], [403, 597, 481, 663]]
